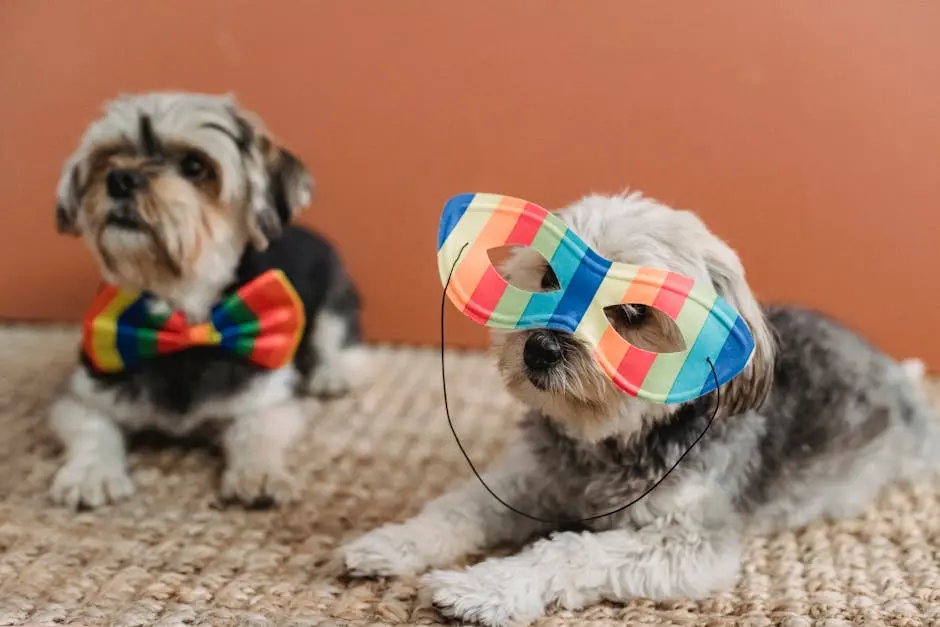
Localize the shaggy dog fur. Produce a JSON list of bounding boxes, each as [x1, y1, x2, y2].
[[340, 191, 937, 626], [50, 92, 366, 509]]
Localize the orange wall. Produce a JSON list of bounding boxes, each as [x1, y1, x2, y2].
[[1, 1, 939, 368]]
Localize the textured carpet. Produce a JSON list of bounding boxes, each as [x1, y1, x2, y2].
[[0, 325, 939, 627]]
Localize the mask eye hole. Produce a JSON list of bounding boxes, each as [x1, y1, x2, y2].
[[603, 304, 686, 353], [487, 245, 560, 293]]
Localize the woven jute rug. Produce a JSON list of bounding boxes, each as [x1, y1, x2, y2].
[[0, 325, 938, 627]]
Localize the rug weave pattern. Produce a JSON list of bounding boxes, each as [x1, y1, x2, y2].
[[0, 326, 938, 626]]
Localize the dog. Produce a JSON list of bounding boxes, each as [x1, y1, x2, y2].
[[340, 191, 938, 626], [50, 92, 366, 509]]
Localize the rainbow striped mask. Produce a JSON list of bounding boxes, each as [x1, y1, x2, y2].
[[83, 269, 305, 374], [437, 193, 755, 404]]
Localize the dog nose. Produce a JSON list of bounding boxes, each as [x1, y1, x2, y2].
[[106, 169, 144, 199], [523, 331, 563, 371]]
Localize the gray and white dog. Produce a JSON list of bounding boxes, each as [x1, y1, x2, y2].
[[51, 93, 367, 510], [340, 191, 937, 626]]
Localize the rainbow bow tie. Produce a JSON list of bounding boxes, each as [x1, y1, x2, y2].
[[83, 269, 305, 373]]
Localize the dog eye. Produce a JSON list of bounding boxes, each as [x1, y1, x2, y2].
[[540, 267, 559, 291], [179, 153, 210, 180], [605, 304, 649, 327], [622, 304, 648, 325]]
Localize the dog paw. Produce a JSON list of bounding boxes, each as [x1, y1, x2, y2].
[[422, 563, 547, 627], [220, 463, 298, 507], [50, 460, 135, 510], [340, 524, 436, 577], [308, 368, 352, 398]]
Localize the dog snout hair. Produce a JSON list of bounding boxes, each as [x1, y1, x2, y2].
[[105, 202, 144, 230]]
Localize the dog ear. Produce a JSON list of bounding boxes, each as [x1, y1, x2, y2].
[[704, 241, 776, 417], [266, 146, 314, 224], [54, 157, 84, 237], [233, 111, 314, 251]]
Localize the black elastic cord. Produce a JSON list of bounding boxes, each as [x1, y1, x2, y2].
[[440, 243, 721, 525]]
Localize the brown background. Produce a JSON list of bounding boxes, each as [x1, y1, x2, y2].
[[1, 1, 938, 369]]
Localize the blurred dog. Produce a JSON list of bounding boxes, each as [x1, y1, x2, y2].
[[340, 191, 937, 626], [51, 92, 366, 509]]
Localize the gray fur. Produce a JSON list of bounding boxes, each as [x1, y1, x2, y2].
[[340, 190, 937, 627], [517, 305, 937, 535]]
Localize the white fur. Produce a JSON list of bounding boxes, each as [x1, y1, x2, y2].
[[49, 365, 300, 508], [220, 400, 305, 504], [48, 396, 135, 509], [343, 442, 551, 578], [901, 358, 926, 384], [308, 311, 372, 396], [422, 526, 739, 627]]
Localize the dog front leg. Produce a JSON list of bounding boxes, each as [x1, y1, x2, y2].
[[340, 442, 553, 577], [220, 399, 304, 506], [49, 395, 134, 509], [423, 524, 742, 627]]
